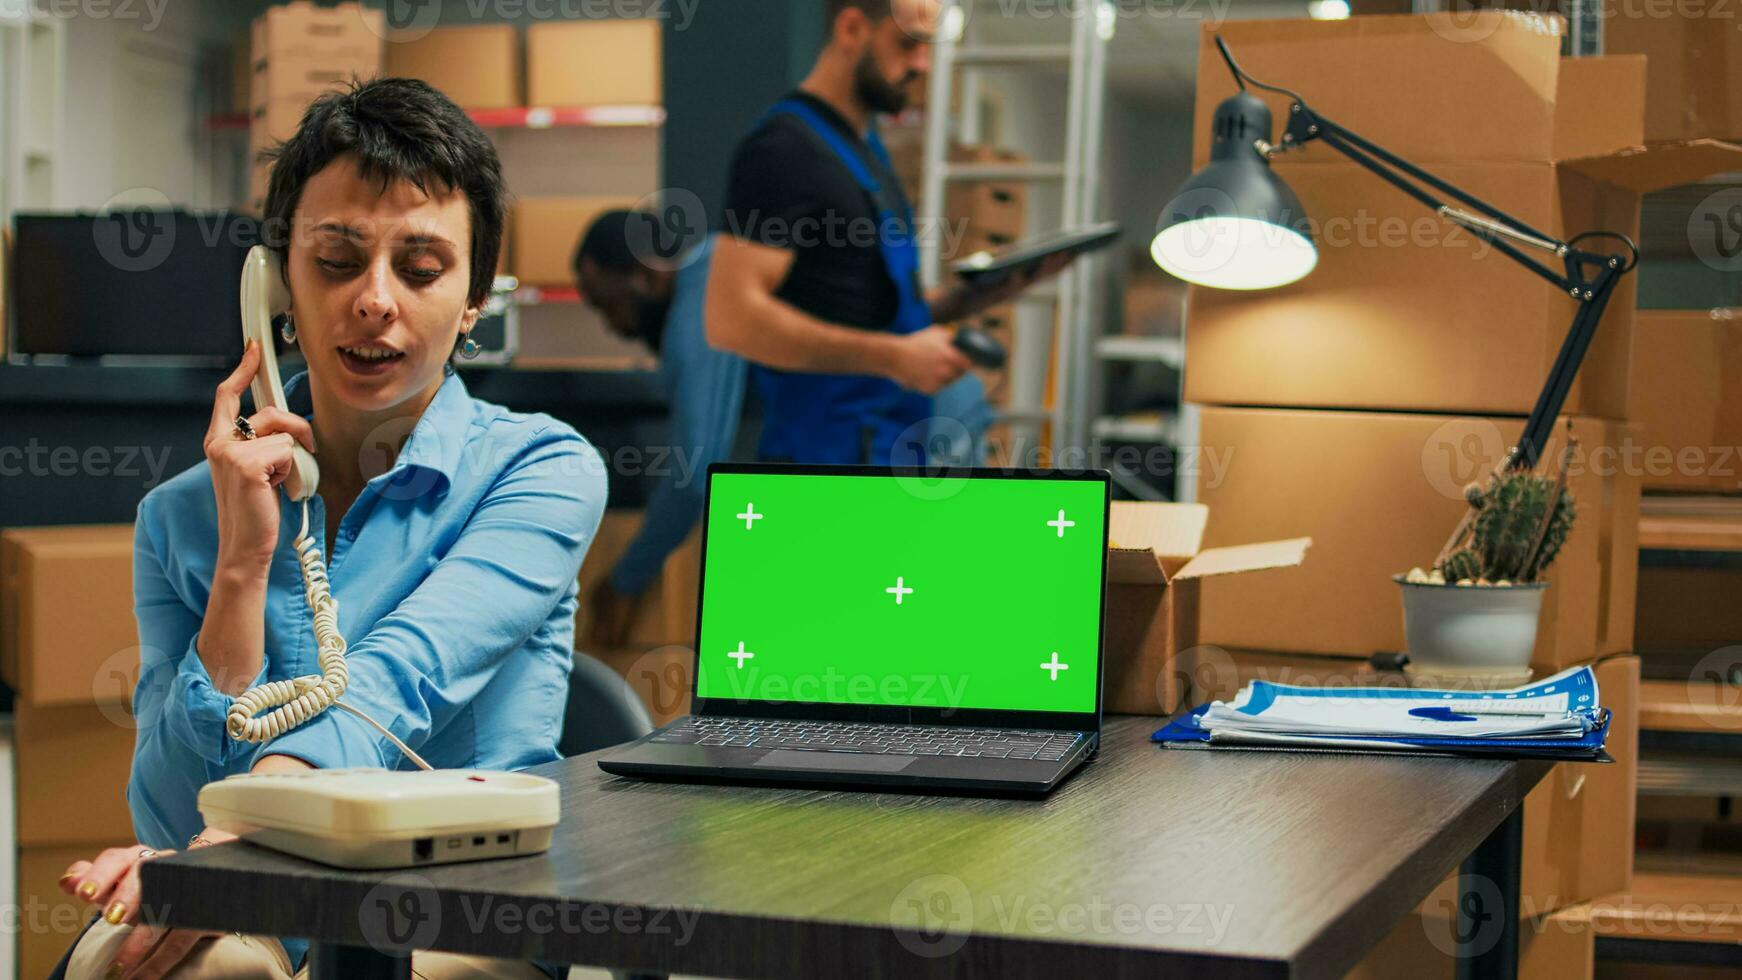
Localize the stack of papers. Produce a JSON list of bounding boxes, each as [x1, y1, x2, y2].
[[1153, 666, 1612, 760]]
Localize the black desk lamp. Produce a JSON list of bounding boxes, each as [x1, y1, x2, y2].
[[1154, 37, 1639, 471]]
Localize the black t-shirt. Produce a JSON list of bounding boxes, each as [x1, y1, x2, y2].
[[721, 92, 912, 331]]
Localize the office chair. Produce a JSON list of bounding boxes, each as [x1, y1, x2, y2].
[[560, 653, 655, 757]]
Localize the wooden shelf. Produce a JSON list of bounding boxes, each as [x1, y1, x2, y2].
[[1638, 752, 1742, 796], [1640, 679, 1742, 735], [1639, 497, 1742, 551], [1591, 871, 1742, 944]]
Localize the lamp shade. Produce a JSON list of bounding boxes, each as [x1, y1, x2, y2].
[[1151, 92, 1318, 290]]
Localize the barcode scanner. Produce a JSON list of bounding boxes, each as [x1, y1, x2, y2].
[[953, 325, 1007, 369]]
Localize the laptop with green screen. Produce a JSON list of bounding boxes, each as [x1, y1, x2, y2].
[[598, 464, 1112, 795]]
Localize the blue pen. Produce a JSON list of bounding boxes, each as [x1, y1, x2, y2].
[[1408, 705, 1569, 723]]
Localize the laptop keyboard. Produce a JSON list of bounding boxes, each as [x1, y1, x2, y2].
[[649, 717, 1085, 762]]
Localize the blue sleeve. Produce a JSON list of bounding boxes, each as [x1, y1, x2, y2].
[[129, 498, 268, 770], [255, 427, 607, 770], [610, 262, 747, 596]]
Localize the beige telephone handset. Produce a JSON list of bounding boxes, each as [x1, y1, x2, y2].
[[239, 245, 319, 501]]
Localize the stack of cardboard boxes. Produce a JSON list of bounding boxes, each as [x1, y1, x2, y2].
[[1606, 0, 1742, 935], [381, 18, 662, 116], [0, 526, 140, 978], [1177, 13, 1742, 975], [247, 2, 384, 211], [388, 19, 663, 292]]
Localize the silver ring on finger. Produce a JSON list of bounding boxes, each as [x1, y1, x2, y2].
[[233, 415, 257, 441], [138, 847, 158, 860]]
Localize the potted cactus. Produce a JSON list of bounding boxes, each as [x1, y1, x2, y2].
[[1394, 435, 1577, 676]]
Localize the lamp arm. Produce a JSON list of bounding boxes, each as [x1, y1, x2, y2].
[[1291, 108, 1563, 246], [1302, 103, 1633, 470], [1437, 206, 1564, 255], [1294, 111, 1586, 296], [1513, 261, 1622, 470]]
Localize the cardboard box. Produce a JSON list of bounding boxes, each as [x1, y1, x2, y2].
[[946, 144, 1028, 241], [1627, 310, 1742, 493], [946, 182, 1026, 242], [252, 52, 378, 112], [384, 24, 521, 110], [252, 100, 297, 149], [15, 699, 137, 847], [1, 525, 137, 707], [1192, 14, 1572, 171], [1347, 902, 1595, 979], [526, 20, 661, 107], [1185, 16, 1742, 419], [251, 1, 383, 62], [1102, 502, 1309, 715], [576, 510, 700, 650], [1635, 563, 1742, 656], [18, 842, 135, 980], [1192, 409, 1639, 671], [585, 647, 692, 727], [1605, 4, 1742, 143], [512, 197, 637, 286]]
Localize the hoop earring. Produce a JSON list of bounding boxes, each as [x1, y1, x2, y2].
[[279, 314, 297, 345], [460, 334, 481, 359]]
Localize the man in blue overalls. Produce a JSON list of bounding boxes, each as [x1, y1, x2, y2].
[[706, 0, 1028, 465]]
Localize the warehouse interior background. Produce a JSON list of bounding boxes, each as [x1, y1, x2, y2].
[[3, 0, 1742, 976]]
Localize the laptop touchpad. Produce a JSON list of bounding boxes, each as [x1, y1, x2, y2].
[[754, 750, 916, 773]]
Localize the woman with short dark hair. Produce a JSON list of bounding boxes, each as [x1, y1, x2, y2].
[[59, 78, 602, 980]]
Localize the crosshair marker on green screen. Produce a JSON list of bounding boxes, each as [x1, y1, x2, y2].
[[696, 472, 1108, 713]]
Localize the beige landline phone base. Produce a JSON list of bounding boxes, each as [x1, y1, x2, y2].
[[199, 768, 560, 870], [203, 247, 561, 870]]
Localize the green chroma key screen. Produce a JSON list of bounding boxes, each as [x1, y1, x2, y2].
[[695, 471, 1108, 713]]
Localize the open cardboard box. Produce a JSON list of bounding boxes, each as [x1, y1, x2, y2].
[[1102, 502, 1309, 716], [1184, 14, 1742, 419]]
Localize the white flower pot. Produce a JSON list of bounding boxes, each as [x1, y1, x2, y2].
[[1393, 576, 1549, 672]]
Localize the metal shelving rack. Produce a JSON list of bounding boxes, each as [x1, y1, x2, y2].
[[918, 0, 1112, 461], [0, 6, 64, 225]]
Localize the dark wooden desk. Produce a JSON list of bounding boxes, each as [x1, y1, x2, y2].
[[142, 717, 1549, 980]]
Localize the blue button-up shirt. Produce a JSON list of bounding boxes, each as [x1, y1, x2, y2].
[[128, 371, 606, 854]]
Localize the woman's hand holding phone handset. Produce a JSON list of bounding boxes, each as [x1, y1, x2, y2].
[[204, 341, 318, 571]]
